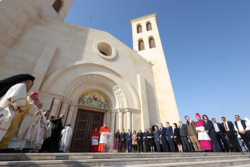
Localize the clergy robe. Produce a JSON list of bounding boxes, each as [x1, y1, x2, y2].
[[35, 113, 49, 149], [90, 131, 99, 152], [59, 126, 72, 152], [40, 120, 53, 152], [0, 83, 27, 141], [7, 97, 39, 150], [23, 111, 42, 149], [98, 126, 110, 152], [28, 111, 42, 141], [0, 98, 30, 148], [195, 119, 213, 150], [49, 117, 63, 152], [17, 98, 39, 140]]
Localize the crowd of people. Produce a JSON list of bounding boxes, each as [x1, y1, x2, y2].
[[0, 74, 73, 153], [1, 74, 250, 154], [105, 114, 250, 153]]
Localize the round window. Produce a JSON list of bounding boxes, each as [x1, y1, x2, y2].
[[94, 41, 117, 59]]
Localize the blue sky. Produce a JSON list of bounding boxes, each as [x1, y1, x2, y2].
[[65, 0, 250, 123]]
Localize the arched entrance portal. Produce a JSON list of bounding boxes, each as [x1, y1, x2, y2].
[[39, 62, 142, 152], [70, 91, 110, 152]]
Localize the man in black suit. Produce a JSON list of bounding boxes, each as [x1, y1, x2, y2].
[[221, 117, 241, 152], [212, 118, 229, 152], [179, 120, 191, 152], [234, 115, 250, 152], [120, 129, 126, 152], [203, 115, 222, 152], [154, 126, 161, 152], [159, 123, 168, 152], [137, 129, 144, 152], [143, 128, 150, 152]]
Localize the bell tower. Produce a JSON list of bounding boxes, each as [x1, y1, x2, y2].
[[130, 13, 180, 125]]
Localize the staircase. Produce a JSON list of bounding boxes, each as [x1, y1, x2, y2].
[[0, 152, 249, 167]]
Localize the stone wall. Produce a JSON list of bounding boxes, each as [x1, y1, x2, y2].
[[0, 0, 73, 73]]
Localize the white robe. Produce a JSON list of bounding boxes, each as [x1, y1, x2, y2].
[[23, 110, 42, 149], [59, 126, 72, 152], [0, 83, 27, 141], [7, 98, 39, 150], [196, 126, 211, 140], [17, 98, 39, 140], [35, 114, 49, 146], [28, 110, 42, 141]]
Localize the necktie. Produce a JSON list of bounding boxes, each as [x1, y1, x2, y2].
[[214, 123, 219, 132], [225, 122, 228, 130]]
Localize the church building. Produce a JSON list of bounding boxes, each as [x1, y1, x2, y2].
[[0, 0, 180, 152]]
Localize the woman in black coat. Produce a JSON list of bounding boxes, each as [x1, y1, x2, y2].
[[147, 128, 154, 152], [173, 123, 183, 152]]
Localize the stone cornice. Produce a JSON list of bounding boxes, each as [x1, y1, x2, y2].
[[130, 13, 157, 27], [37, 90, 64, 99]]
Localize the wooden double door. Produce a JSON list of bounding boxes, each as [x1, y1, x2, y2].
[[70, 109, 104, 152]]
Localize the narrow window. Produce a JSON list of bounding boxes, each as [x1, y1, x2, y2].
[[139, 40, 145, 51], [53, 0, 62, 13], [146, 23, 152, 31], [149, 38, 156, 48], [137, 25, 142, 33]]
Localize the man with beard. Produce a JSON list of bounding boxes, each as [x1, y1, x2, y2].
[[0, 74, 35, 148]]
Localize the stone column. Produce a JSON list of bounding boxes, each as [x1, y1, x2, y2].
[[65, 105, 75, 126], [59, 102, 69, 116], [105, 110, 110, 129], [127, 110, 131, 130], [50, 98, 61, 117], [110, 112, 116, 133], [59, 102, 69, 125], [118, 111, 123, 131], [110, 112, 116, 148], [137, 74, 150, 130]]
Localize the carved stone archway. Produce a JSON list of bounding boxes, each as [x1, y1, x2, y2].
[[63, 74, 128, 109]]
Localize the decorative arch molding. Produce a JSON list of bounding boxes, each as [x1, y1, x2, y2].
[[71, 82, 116, 109], [64, 74, 128, 108], [41, 61, 139, 109]]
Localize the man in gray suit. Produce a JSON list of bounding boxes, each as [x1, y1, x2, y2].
[[179, 120, 191, 152]]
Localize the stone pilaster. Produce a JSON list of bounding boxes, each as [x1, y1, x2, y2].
[[50, 98, 61, 118], [118, 110, 123, 131], [65, 105, 75, 126], [126, 109, 131, 130], [110, 112, 116, 133]]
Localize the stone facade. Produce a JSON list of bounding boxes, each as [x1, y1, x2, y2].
[[130, 13, 180, 125], [0, 0, 180, 150]]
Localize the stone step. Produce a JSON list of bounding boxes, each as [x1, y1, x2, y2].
[[114, 159, 250, 167], [0, 152, 246, 161], [0, 155, 249, 167]]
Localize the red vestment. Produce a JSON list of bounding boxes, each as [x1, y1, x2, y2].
[[98, 126, 110, 152], [90, 131, 99, 152]]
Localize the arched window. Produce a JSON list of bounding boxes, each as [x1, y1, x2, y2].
[[149, 38, 156, 48], [53, 0, 62, 13], [137, 25, 142, 33], [138, 40, 145, 51], [146, 22, 152, 31]]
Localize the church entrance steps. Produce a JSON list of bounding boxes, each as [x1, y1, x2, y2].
[[0, 152, 246, 161], [116, 159, 250, 167], [0, 153, 249, 167]]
